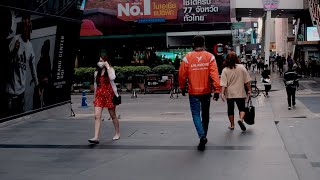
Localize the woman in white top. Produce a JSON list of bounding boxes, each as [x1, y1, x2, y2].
[[220, 52, 252, 131]]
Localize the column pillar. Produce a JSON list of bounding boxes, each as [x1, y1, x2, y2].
[[264, 11, 272, 65]]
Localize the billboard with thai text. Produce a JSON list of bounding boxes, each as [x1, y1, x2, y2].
[[85, 0, 230, 23]]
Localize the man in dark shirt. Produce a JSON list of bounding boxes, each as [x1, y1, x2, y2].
[[284, 67, 299, 110], [278, 56, 284, 76]]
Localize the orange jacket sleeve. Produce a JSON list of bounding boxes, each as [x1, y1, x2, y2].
[[179, 58, 188, 90], [209, 56, 221, 93]]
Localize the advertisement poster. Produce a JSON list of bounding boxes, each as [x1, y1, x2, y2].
[[85, 0, 230, 24], [307, 26, 320, 41], [0, 1, 81, 120]]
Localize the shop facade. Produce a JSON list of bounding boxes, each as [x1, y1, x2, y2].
[[78, 0, 233, 68]]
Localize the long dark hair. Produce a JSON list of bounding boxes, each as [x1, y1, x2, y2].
[[95, 56, 110, 87], [224, 51, 239, 69]]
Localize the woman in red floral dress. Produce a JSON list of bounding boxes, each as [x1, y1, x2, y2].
[[88, 55, 120, 144]]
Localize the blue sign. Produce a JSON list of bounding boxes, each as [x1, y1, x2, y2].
[[136, 18, 166, 23]]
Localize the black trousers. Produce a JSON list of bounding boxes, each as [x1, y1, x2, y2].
[[265, 85, 271, 95], [286, 87, 296, 107], [227, 98, 246, 116]]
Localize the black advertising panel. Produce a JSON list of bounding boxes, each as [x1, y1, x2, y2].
[[0, 0, 82, 120]]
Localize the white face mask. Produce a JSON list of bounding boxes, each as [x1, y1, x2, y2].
[[97, 62, 105, 68]]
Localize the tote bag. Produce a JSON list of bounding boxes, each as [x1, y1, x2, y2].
[[244, 97, 255, 125]]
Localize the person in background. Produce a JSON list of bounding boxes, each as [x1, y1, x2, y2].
[[174, 55, 181, 70], [220, 52, 251, 131], [257, 56, 261, 73], [276, 54, 281, 71], [270, 55, 275, 72], [287, 55, 293, 69], [35, 40, 51, 108], [252, 56, 257, 73], [89, 53, 120, 144], [261, 64, 272, 97], [284, 66, 299, 110], [300, 59, 306, 76], [247, 56, 252, 71], [179, 35, 220, 151], [6, 14, 38, 114], [278, 55, 284, 76]]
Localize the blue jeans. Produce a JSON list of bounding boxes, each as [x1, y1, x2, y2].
[[189, 94, 211, 139]]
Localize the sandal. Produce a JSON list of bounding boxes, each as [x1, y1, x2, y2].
[[112, 135, 120, 141], [88, 138, 99, 144], [238, 120, 247, 132], [228, 126, 234, 130]]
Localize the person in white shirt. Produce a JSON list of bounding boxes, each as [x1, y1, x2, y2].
[[6, 14, 38, 114]]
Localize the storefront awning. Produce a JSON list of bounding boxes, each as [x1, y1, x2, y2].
[[80, 19, 103, 36]]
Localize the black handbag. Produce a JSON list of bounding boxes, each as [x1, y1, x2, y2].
[[244, 97, 255, 125], [112, 95, 121, 105]]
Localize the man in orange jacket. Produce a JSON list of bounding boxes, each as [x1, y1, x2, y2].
[[179, 36, 221, 151]]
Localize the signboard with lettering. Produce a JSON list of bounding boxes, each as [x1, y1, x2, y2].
[[117, 0, 178, 21], [262, 0, 279, 11], [85, 0, 231, 23], [181, 0, 228, 22]]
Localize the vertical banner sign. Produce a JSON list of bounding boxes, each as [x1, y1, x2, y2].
[[53, 33, 66, 90], [51, 22, 80, 104]]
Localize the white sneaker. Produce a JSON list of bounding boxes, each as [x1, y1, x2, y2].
[[288, 107, 291, 110]]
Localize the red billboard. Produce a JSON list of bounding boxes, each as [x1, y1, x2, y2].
[[85, 0, 230, 23], [117, 0, 179, 21]]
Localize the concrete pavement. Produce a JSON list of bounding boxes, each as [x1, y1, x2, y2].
[[0, 71, 319, 180]]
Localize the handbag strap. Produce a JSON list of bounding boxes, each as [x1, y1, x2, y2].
[[246, 96, 253, 107]]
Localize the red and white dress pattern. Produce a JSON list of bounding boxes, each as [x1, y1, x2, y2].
[[93, 76, 115, 109]]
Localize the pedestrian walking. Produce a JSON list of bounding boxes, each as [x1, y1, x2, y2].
[[252, 56, 257, 73], [278, 56, 284, 76], [88, 53, 120, 144], [247, 56, 252, 71], [257, 57, 262, 73], [284, 66, 299, 110], [287, 55, 293, 69], [179, 35, 221, 151], [300, 59, 306, 76], [220, 52, 251, 132], [261, 65, 272, 97], [271, 55, 276, 72]]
